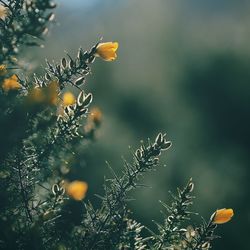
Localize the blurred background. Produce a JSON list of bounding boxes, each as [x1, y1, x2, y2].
[[30, 0, 250, 249]]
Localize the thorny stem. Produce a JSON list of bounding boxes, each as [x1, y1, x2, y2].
[[0, 0, 53, 63], [154, 179, 194, 250], [44, 44, 97, 91], [0, 0, 9, 8], [193, 220, 217, 250], [88, 163, 145, 249], [17, 160, 33, 222], [88, 139, 168, 249]]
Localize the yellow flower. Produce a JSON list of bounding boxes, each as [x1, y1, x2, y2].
[[95, 42, 119, 61], [212, 208, 234, 224], [66, 180, 88, 201], [89, 107, 102, 125], [2, 75, 21, 92], [26, 81, 59, 106], [47, 81, 59, 105], [63, 92, 76, 106], [28, 88, 45, 103], [0, 65, 7, 76], [0, 5, 7, 20]]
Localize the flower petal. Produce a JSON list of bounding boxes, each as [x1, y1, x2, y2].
[[66, 181, 88, 201], [213, 208, 234, 224], [95, 41, 118, 61]]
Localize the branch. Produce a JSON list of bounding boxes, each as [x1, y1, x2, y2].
[[84, 133, 172, 249], [0, 0, 56, 63]]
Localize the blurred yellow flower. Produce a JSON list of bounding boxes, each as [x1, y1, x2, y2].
[[47, 81, 59, 105], [26, 81, 59, 106], [2, 75, 21, 92], [0, 65, 7, 76], [66, 180, 88, 201], [95, 42, 118, 61], [212, 208, 234, 224], [89, 107, 102, 125], [28, 88, 45, 103], [0, 5, 7, 20], [63, 92, 76, 106]]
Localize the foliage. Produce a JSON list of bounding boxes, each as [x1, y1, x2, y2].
[[0, 1, 233, 249]]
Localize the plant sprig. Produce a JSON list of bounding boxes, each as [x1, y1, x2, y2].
[[0, 0, 56, 63]]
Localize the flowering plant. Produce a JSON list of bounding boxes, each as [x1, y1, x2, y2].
[[0, 1, 233, 249]]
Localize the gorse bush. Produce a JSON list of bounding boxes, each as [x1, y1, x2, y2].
[[0, 1, 234, 249]]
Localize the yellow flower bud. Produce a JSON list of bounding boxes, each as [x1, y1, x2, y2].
[[212, 208, 234, 224], [0, 5, 7, 20], [66, 180, 88, 201], [0, 65, 7, 76], [63, 92, 76, 106], [95, 42, 119, 61], [2, 75, 21, 92]]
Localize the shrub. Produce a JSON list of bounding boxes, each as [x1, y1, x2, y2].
[[0, 1, 233, 249]]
